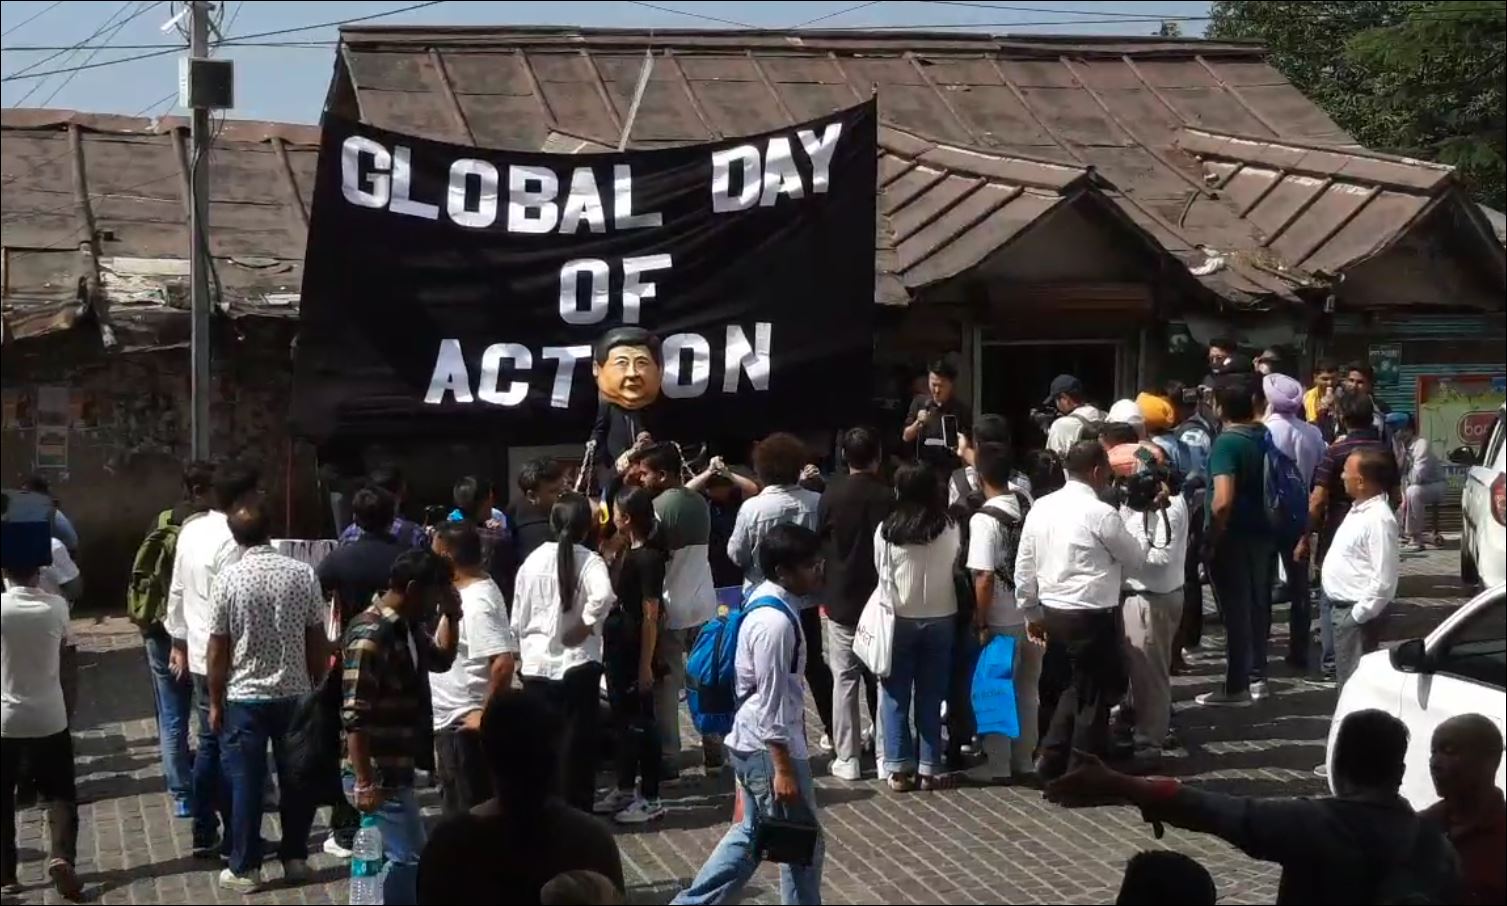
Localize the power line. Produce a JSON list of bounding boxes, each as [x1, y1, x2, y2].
[[1, 0, 67, 39], [5, 0, 137, 81], [1, 0, 448, 82], [794, 1, 883, 30], [37, 1, 163, 109], [623, 1, 755, 29], [922, 1, 1206, 20]]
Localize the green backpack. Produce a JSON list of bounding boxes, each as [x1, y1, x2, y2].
[[127, 509, 184, 627]]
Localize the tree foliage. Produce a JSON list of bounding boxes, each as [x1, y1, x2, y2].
[[1209, 1, 1506, 209]]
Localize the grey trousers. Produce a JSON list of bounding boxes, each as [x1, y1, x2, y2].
[[656, 626, 689, 759], [1330, 597, 1382, 691], [1121, 590, 1182, 746], [826, 618, 869, 768], [976, 624, 1044, 779]]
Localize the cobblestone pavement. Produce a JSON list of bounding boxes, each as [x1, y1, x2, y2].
[[3, 546, 1478, 905]]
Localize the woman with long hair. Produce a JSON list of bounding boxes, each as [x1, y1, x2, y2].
[[510, 493, 616, 812], [593, 486, 668, 824], [874, 465, 960, 792]]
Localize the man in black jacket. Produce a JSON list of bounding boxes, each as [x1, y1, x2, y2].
[[1047, 709, 1462, 905], [508, 458, 565, 564], [815, 427, 892, 781]]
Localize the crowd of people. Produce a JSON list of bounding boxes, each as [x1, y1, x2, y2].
[[0, 343, 1501, 906]]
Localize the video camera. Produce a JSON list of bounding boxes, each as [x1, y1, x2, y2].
[[1104, 447, 1180, 512], [1028, 404, 1059, 434]]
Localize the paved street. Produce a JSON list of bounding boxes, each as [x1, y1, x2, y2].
[[3, 546, 1476, 905]]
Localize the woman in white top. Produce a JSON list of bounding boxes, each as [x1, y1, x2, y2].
[[873, 465, 960, 792], [510, 493, 615, 811]]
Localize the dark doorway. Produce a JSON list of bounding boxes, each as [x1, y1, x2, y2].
[[979, 341, 1120, 457]]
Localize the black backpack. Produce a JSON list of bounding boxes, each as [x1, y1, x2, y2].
[[951, 490, 1028, 615]]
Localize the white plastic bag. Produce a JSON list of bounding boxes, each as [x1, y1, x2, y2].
[[853, 539, 896, 678]]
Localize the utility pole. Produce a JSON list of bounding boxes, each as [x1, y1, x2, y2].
[[188, 0, 212, 460]]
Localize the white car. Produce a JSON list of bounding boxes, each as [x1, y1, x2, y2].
[[1326, 584, 1506, 809], [1454, 402, 1505, 589]]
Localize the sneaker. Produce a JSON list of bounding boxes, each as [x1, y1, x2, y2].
[[1194, 690, 1252, 707], [1250, 681, 1270, 701], [1403, 541, 1427, 554], [816, 733, 835, 754], [1313, 763, 1330, 779], [217, 868, 262, 894], [613, 796, 666, 825], [282, 859, 311, 884], [830, 757, 862, 781], [172, 798, 192, 819], [322, 835, 353, 860], [47, 861, 82, 902], [592, 788, 636, 816]]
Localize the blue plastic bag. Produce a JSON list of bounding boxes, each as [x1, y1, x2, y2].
[[971, 633, 1020, 739]]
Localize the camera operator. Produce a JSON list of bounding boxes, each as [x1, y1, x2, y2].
[[1107, 444, 1188, 755], [1039, 375, 1105, 459], [903, 357, 972, 472]]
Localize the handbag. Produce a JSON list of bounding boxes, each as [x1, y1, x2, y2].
[[754, 810, 821, 866], [853, 537, 897, 678]]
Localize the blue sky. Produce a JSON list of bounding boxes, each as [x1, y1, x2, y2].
[[2, 1, 1212, 123]]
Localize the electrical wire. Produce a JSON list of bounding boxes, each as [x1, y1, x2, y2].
[[793, 1, 883, 30], [624, 1, 755, 29], [2, 0, 448, 82], [1, 0, 67, 39], [37, 1, 162, 109], [922, 1, 1207, 20], [5, 0, 137, 84]]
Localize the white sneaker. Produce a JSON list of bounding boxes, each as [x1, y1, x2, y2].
[[613, 797, 666, 825], [1194, 690, 1252, 707], [817, 733, 834, 754], [217, 868, 262, 894], [282, 859, 311, 884], [861, 728, 875, 754], [1250, 681, 1270, 701], [592, 788, 636, 816], [322, 836, 352, 860], [830, 757, 862, 781]]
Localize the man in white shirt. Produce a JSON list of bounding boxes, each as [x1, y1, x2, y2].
[[429, 522, 518, 816], [205, 499, 328, 893], [673, 524, 825, 906], [964, 443, 1040, 785], [1, 553, 84, 901], [1116, 456, 1189, 753], [1321, 447, 1400, 691], [1044, 375, 1106, 460], [1015, 440, 1146, 781], [163, 461, 259, 859]]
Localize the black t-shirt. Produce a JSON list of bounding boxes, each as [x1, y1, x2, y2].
[[906, 394, 971, 466], [317, 533, 407, 626], [605, 540, 667, 682], [508, 499, 553, 563], [817, 472, 895, 626], [706, 490, 745, 589], [417, 800, 625, 905]]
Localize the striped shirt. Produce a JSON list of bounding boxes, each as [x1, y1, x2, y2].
[[1313, 427, 1399, 527], [340, 601, 455, 790]]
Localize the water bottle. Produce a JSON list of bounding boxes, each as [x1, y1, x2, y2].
[[349, 815, 385, 905]]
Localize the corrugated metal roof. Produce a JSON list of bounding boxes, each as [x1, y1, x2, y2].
[[330, 26, 1378, 304], [1, 109, 317, 351], [1180, 127, 1504, 280]]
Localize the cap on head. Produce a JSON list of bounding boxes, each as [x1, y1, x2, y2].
[[1045, 374, 1084, 405]]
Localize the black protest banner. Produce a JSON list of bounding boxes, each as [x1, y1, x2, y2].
[[290, 100, 877, 446]]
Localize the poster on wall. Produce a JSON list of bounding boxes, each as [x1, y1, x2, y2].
[[1369, 343, 1402, 390], [33, 385, 70, 473], [291, 101, 878, 444], [1417, 374, 1507, 493]]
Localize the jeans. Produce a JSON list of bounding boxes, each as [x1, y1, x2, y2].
[[824, 619, 877, 768], [521, 662, 604, 812], [342, 778, 424, 906], [1038, 608, 1123, 778], [190, 674, 231, 851], [879, 615, 953, 777], [607, 676, 660, 801], [671, 748, 823, 905], [1328, 596, 1382, 691], [1278, 546, 1312, 668], [143, 624, 193, 806], [222, 698, 314, 875], [976, 625, 1043, 779], [434, 726, 493, 816], [2, 731, 79, 878], [1209, 533, 1276, 694]]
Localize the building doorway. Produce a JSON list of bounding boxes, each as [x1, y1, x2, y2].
[[977, 340, 1122, 456]]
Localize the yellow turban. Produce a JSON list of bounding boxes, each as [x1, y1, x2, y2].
[[1137, 392, 1176, 432]]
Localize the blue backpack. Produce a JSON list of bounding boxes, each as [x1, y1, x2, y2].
[[1256, 428, 1309, 547], [686, 594, 801, 736]]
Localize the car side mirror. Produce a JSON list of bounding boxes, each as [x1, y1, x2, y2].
[[1448, 445, 1478, 466], [1390, 638, 1430, 674]]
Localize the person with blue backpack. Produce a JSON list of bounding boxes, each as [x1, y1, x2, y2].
[[674, 523, 825, 906]]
